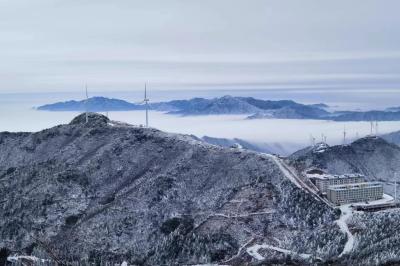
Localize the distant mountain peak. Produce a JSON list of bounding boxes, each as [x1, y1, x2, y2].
[[38, 95, 400, 122], [37, 97, 142, 112]]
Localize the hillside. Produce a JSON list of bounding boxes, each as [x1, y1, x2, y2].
[[4, 114, 400, 265], [289, 136, 400, 194], [381, 130, 400, 146], [287, 137, 400, 265], [200, 136, 293, 156], [0, 113, 341, 265]]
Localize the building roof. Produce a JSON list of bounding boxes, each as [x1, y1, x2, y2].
[[328, 182, 382, 191], [311, 173, 365, 180]]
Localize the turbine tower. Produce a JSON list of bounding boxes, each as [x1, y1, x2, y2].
[[395, 173, 397, 203], [85, 84, 89, 123], [370, 120, 374, 136], [310, 134, 316, 146], [321, 133, 327, 143], [144, 83, 149, 127]]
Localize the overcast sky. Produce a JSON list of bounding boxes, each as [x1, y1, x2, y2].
[[1, 0, 400, 93]]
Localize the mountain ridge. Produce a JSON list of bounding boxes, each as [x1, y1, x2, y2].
[[0, 113, 339, 265], [37, 95, 400, 121], [36, 95, 330, 119], [2, 114, 400, 264]]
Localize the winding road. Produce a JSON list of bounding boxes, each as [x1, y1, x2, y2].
[[336, 205, 355, 257]]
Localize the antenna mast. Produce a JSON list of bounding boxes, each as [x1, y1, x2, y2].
[[144, 83, 149, 127], [85, 84, 89, 123], [343, 125, 347, 145]]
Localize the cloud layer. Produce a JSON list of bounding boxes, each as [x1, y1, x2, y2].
[[1, 0, 400, 92]]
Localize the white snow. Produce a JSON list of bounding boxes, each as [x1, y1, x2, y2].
[[246, 244, 265, 260], [246, 244, 315, 261], [221, 237, 256, 264], [265, 154, 332, 206], [352, 193, 394, 206], [7, 255, 48, 263], [313, 143, 329, 153], [335, 194, 394, 257], [211, 210, 275, 219], [336, 205, 354, 257], [265, 154, 302, 188]]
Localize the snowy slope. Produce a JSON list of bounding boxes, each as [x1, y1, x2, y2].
[[0, 113, 339, 265]]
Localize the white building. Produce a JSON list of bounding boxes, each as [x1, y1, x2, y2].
[[312, 174, 365, 194], [327, 182, 383, 205]]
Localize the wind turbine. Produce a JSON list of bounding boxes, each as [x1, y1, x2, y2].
[[144, 83, 149, 127], [370, 120, 374, 136], [85, 84, 89, 123], [395, 173, 397, 203], [310, 134, 316, 146], [321, 133, 327, 143]]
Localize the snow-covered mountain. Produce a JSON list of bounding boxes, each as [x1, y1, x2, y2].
[[2, 114, 400, 265], [0, 113, 339, 265], [38, 95, 400, 121], [37, 95, 329, 119], [381, 130, 400, 147], [163, 95, 262, 115]]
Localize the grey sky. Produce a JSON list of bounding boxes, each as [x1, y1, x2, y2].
[[1, 0, 400, 92]]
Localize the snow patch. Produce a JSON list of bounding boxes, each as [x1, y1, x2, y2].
[[7, 255, 48, 263], [246, 244, 316, 261], [336, 205, 354, 257], [264, 154, 302, 189], [353, 193, 394, 206], [334, 194, 393, 257]]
